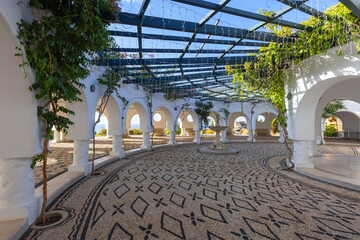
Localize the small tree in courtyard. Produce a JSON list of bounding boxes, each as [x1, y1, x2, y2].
[[16, 0, 117, 224]]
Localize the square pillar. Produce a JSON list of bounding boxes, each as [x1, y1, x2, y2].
[[294, 140, 314, 169], [140, 132, 152, 150], [194, 130, 201, 144], [168, 131, 177, 145], [0, 158, 41, 223], [110, 135, 125, 158], [68, 140, 91, 175]]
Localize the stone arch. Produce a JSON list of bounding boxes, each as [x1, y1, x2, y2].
[[295, 76, 360, 141], [65, 87, 92, 140], [227, 112, 249, 134], [255, 112, 278, 137], [124, 99, 151, 134], [252, 104, 278, 132], [94, 95, 122, 136], [177, 109, 200, 136], [153, 106, 175, 134], [209, 111, 226, 126], [334, 111, 360, 139]]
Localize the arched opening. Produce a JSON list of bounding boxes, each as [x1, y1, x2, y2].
[[293, 76, 360, 173], [152, 106, 174, 145], [94, 112, 109, 137], [177, 109, 198, 142], [255, 112, 278, 138], [124, 101, 150, 150], [234, 116, 248, 135], [324, 116, 343, 139]]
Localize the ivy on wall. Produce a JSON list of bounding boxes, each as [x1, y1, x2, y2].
[[227, 3, 360, 168]]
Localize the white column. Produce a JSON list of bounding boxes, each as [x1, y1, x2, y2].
[[321, 120, 326, 144], [110, 135, 125, 158], [279, 130, 285, 143], [247, 129, 256, 142], [68, 140, 90, 175], [140, 132, 151, 150], [194, 130, 201, 144], [181, 128, 186, 136], [294, 140, 314, 169], [278, 124, 284, 143], [54, 130, 61, 142], [0, 158, 41, 223], [168, 131, 177, 145], [221, 130, 227, 143], [308, 140, 316, 157], [61, 131, 67, 141]]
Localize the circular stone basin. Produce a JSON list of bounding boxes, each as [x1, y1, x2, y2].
[[199, 146, 238, 155]]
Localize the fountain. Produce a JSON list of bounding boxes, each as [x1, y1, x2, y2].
[[199, 114, 238, 155]]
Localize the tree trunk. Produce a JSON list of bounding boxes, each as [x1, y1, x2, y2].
[[40, 137, 49, 224], [92, 119, 100, 176]]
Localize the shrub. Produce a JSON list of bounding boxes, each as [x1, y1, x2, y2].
[[96, 129, 107, 136], [129, 128, 142, 135], [202, 129, 215, 134], [324, 125, 337, 137], [165, 124, 181, 135]]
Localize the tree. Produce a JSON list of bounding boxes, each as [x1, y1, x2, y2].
[[92, 68, 122, 175], [17, 0, 116, 224], [194, 101, 213, 142]]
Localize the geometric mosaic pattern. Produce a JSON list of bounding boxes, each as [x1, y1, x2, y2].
[[24, 142, 360, 239], [34, 135, 250, 185]]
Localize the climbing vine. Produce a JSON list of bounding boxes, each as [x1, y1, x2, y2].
[[16, 0, 117, 224], [227, 3, 360, 168]]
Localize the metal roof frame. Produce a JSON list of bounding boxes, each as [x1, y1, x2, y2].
[[98, 0, 347, 101]]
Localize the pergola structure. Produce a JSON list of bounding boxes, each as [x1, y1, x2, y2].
[[95, 0, 360, 101]]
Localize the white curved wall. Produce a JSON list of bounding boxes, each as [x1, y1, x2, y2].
[[0, 2, 42, 158], [287, 42, 360, 140]]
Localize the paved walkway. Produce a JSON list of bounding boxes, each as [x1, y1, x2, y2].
[[34, 135, 256, 185], [35, 136, 360, 186], [24, 142, 360, 239]]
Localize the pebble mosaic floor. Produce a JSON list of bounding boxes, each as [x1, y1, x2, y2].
[[34, 135, 252, 185], [24, 142, 360, 240]]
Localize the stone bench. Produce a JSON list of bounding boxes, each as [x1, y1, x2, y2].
[[153, 128, 165, 136], [255, 128, 270, 136]]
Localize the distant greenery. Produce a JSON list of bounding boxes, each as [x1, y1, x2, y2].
[[201, 129, 215, 134], [96, 129, 107, 136], [165, 124, 181, 135], [324, 125, 338, 137], [129, 128, 142, 135], [322, 100, 346, 119], [272, 118, 279, 133]]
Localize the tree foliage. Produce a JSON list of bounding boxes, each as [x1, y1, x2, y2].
[[194, 101, 214, 129], [322, 100, 346, 119], [227, 3, 359, 168]]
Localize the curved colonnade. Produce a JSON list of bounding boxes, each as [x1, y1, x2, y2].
[[1, 0, 360, 231]]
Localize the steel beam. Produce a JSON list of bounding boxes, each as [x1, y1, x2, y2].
[[96, 55, 256, 66], [171, 0, 310, 30], [114, 12, 296, 43], [108, 48, 259, 54], [108, 30, 270, 46], [179, 0, 231, 61], [339, 0, 360, 19]]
